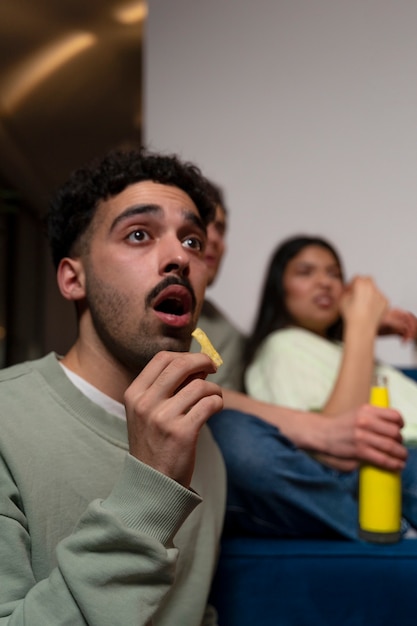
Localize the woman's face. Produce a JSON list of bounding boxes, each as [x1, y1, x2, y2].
[[282, 245, 344, 335]]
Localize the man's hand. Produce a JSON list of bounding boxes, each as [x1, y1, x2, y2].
[[378, 308, 417, 342], [315, 404, 407, 472], [124, 351, 223, 488]]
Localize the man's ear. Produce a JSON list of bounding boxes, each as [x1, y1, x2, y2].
[[57, 257, 86, 301]]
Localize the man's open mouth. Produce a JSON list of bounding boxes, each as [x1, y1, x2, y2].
[[155, 296, 188, 316], [152, 284, 194, 326]]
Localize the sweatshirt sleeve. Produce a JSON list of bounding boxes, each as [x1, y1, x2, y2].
[[0, 454, 201, 626]]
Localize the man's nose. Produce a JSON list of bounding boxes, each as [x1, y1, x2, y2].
[[160, 237, 190, 277]]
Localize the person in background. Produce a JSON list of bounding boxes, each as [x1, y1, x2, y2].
[[191, 184, 245, 390], [244, 235, 417, 443], [0, 147, 225, 625], [199, 208, 417, 539]]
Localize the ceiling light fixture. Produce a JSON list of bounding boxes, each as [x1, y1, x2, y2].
[[113, 1, 148, 25], [0, 32, 97, 112]]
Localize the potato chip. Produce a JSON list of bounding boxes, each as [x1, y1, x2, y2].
[[192, 327, 223, 368]]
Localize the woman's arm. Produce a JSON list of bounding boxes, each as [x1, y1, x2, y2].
[[222, 388, 406, 472], [322, 276, 388, 415], [228, 277, 407, 470]]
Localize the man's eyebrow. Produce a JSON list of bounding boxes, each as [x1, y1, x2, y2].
[[184, 210, 206, 234], [109, 204, 162, 232], [109, 204, 206, 234]]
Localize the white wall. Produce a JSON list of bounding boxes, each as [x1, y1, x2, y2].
[[145, 0, 417, 365]]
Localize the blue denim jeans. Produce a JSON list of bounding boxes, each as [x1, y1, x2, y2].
[[208, 410, 417, 541]]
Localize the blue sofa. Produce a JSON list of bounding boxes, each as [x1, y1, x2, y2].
[[209, 367, 417, 626], [210, 536, 417, 626]]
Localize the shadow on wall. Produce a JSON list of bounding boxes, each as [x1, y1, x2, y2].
[[0, 192, 77, 368]]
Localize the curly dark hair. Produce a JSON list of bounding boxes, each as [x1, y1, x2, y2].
[[243, 235, 345, 380], [205, 178, 228, 216], [47, 147, 216, 268]]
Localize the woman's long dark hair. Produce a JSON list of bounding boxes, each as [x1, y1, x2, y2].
[[243, 235, 345, 380]]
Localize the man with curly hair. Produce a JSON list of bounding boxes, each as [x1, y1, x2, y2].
[[0, 147, 225, 625]]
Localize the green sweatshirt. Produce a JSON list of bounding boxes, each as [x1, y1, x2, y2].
[[0, 353, 226, 625], [192, 298, 246, 391]]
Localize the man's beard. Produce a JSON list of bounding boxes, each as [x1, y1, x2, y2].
[[85, 274, 195, 375]]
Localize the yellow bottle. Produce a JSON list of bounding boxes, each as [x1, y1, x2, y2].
[[358, 374, 402, 543]]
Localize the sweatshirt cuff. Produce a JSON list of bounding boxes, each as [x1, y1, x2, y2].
[[102, 454, 202, 545]]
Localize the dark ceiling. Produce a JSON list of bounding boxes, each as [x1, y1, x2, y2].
[[0, 0, 144, 217]]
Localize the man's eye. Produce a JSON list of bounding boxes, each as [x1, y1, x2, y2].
[[183, 236, 203, 251], [127, 230, 149, 243]]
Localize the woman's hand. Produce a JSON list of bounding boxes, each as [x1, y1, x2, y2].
[[339, 276, 389, 333], [313, 404, 407, 472]]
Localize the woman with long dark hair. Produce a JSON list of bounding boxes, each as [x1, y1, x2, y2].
[[208, 234, 417, 539], [243, 235, 417, 441]]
